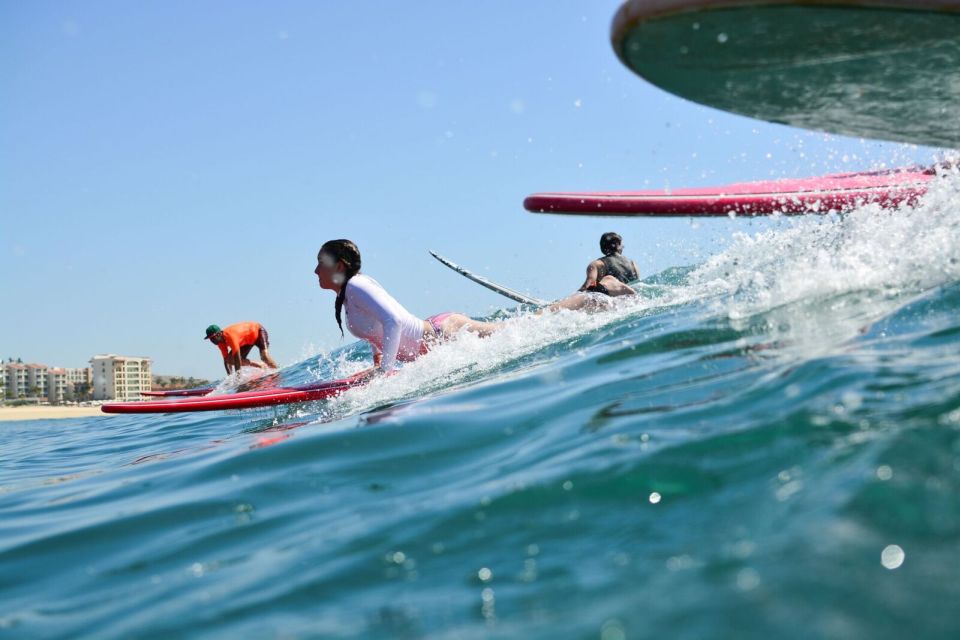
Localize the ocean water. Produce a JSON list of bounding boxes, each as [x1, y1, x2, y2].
[[3, 168, 960, 639]]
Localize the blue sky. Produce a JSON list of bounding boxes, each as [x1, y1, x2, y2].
[[1, 1, 937, 378]]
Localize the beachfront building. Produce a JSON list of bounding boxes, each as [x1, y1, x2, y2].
[[2, 362, 48, 400], [65, 367, 93, 401], [66, 367, 92, 387], [26, 364, 48, 398], [4, 363, 29, 399], [47, 368, 69, 404], [91, 355, 152, 401], [46, 368, 93, 404], [2, 362, 94, 403]]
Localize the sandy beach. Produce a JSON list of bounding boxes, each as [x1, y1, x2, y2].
[[0, 405, 112, 422]]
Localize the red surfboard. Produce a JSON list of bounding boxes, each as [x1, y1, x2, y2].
[[524, 166, 934, 217], [141, 388, 213, 398], [102, 369, 374, 414]]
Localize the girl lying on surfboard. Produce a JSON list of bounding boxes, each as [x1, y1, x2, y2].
[[315, 238, 636, 373], [315, 239, 499, 373]]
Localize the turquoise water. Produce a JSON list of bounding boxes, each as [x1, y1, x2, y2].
[[3, 171, 960, 639]]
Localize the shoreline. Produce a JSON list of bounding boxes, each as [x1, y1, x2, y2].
[[0, 405, 111, 422]]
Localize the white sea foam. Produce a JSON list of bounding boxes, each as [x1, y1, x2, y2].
[[208, 366, 274, 395], [689, 164, 960, 311], [295, 294, 664, 423], [685, 164, 960, 355]]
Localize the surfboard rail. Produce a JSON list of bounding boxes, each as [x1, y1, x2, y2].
[[141, 388, 213, 398], [429, 251, 548, 306], [524, 167, 934, 217], [101, 369, 374, 414]]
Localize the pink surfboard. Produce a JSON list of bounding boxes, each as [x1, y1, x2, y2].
[[101, 369, 374, 414], [524, 166, 934, 217]]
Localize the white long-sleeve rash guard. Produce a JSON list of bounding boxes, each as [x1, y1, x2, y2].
[[343, 274, 426, 372]]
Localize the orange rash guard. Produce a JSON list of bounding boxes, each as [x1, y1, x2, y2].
[[216, 322, 261, 359]]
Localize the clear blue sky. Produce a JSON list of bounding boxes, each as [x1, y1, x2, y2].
[[1, 1, 937, 378]]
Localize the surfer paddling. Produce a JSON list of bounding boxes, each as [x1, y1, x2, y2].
[[315, 239, 500, 374], [204, 322, 278, 375], [545, 232, 639, 312], [579, 232, 639, 296]]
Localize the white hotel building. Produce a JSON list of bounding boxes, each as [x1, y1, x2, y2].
[[91, 355, 152, 401], [3, 363, 27, 398], [2, 362, 96, 403], [3, 363, 44, 399]]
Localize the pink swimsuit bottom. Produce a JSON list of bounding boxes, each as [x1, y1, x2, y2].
[[415, 312, 457, 357], [426, 312, 456, 338]]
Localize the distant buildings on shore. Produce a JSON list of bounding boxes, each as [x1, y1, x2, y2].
[[91, 354, 152, 402], [2, 361, 93, 404], [2, 355, 153, 404]]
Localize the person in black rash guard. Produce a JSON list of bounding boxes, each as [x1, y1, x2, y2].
[[544, 232, 639, 313], [578, 232, 639, 297]]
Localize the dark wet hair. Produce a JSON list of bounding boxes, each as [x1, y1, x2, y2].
[[319, 239, 362, 336], [600, 232, 623, 256]]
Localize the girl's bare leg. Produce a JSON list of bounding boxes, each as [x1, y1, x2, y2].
[[439, 314, 500, 338]]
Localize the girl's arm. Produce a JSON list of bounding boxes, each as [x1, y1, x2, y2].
[[348, 280, 404, 372], [578, 260, 602, 291]]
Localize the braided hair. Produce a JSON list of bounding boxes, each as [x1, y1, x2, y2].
[[319, 239, 362, 336]]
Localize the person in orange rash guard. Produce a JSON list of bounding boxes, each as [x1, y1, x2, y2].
[[204, 322, 278, 375]]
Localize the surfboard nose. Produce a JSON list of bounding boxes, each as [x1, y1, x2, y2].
[[610, 0, 960, 148]]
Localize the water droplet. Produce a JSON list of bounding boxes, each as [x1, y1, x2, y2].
[[666, 555, 694, 571], [717, 32, 729, 43], [736, 568, 760, 590], [881, 544, 904, 569], [601, 618, 627, 640], [842, 391, 863, 411]]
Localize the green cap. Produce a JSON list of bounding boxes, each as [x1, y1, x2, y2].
[[204, 324, 221, 340]]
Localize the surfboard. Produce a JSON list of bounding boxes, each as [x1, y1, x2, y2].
[[524, 166, 934, 217], [139, 369, 277, 398], [611, 0, 960, 148], [429, 251, 548, 306], [141, 387, 213, 398], [101, 369, 374, 414]]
